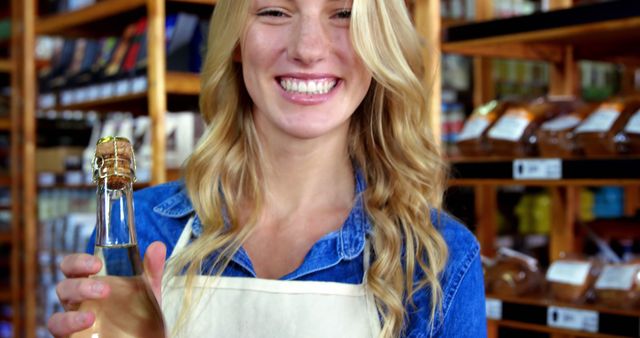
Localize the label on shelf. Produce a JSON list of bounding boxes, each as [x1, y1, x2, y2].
[[457, 117, 490, 141], [624, 109, 640, 134], [541, 115, 582, 131], [485, 298, 502, 320], [74, 88, 88, 103], [38, 94, 56, 109], [100, 82, 115, 99], [547, 306, 598, 333], [513, 159, 562, 180], [115, 79, 130, 97], [487, 110, 531, 141], [546, 261, 591, 285], [61, 90, 73, 106], [575, 108, 620, 134], [132, 76, 148, 93], [88, 85, 100, 102], [595, 264, 640, 290]]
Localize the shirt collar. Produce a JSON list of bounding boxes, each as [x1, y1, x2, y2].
[[152, 169, 371, 262]]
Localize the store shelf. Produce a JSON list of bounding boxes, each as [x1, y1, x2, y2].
[[47, 72, 200, 112], [0, 59, 10, 74], [487, 294, 640, 337], [0, 233, 11, 244], [448, 157, 640, 186], [442, 0, 640, 64], [0, 176, 10, 188], [0, 118, 10, 131], [0, 290, 10, 302], [36, 0, 217, 37]]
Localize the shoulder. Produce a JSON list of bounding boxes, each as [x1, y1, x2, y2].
[[431, 210, 480, 263], [132, 180, 194, 256]]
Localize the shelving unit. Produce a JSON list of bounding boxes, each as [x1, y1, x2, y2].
[[21, 0, 217, 336], [442, 1, 640, 338]]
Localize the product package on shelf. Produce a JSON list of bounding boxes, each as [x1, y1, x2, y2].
[[36, 13, 209, 107], [485, 247, 544, 297], [536, 101, 594, 158], [546, 255, 602, 304], [456, 100, 512, 157], [574, 98, 640, 157], [617, 104, 640, 155], [487, 97, 578, 157], [594, 262, 640, 309]]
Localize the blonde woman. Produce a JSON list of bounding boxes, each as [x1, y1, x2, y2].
[[49, 0, 486, 337]]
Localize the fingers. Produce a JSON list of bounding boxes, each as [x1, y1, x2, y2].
[[60, 254, 102, 278], [56, 278, 110, 311], [144, 241, 167, 302], [48, 311, 95, 338]]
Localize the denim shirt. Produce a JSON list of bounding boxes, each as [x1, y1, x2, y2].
[[88, 172, 487, 338]]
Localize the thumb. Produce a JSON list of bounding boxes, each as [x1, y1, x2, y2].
[[143, 241, 167, 303]]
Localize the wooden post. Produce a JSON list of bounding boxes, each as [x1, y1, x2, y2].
[[549, 46, 578, 97], [146, 0, 167, 184], [549, 187, 578, 261], [10, 0, 23, 336], [21, 0, 37, 337], [413, 0, 441, 144], [473, 0, 494, 107], [475, 185, 497, 257]]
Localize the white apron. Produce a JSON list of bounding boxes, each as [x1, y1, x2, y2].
[[162, 217, 382, 338]]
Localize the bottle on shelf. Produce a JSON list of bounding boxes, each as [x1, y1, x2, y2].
[[70, 136, 166, 338]]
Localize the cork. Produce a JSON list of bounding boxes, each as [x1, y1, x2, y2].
[[93, 136, 136, 189]]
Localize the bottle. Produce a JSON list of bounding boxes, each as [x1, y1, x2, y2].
[[71, 136, 166, 338]]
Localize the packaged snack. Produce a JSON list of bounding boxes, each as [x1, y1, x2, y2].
[[594, 262, 640, 309], [456, 101, 511, 157], [487, 247, 543, 297], [487, 97, 575, 157], [546, 256, 601, 303], [617, 106, 640, 154], [536, 101, 594, 158], [574, 98, 640, 157]]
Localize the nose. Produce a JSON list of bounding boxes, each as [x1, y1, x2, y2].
[[287, 15, 331, 65]]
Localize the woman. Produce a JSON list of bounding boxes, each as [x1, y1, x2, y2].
[[49, 0, 486, 337]]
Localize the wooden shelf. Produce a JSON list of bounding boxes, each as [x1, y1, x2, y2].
[[36, 0, 217, 37], [0, 233, 11, 244], [487, 294, 640, 337], [442, 1, 640, 64], [49, 72, 200, 112], [448, 156, 640, 186], [0, 59, 10, 74], [0, 290, 10, 303], [0, 176, 9, 187], [0, 118, 10, 131]]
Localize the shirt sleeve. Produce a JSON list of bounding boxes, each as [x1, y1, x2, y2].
[[432, 251, 487, 338]]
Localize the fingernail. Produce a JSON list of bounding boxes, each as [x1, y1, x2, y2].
[[92, 282, 105, 295], [76, 312, 88, 325], [85, 258, 96, 270]]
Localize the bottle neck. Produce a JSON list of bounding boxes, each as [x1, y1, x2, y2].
[[95, 177, 137, 247]]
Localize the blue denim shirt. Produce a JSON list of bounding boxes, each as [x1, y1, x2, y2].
[[88, 172, 487, 337]]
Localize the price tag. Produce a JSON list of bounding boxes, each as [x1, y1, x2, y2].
[[513, 159, 562, 180], [486, 298, 502, 320], [87, 85, 100, 101], [74, 88, 88, 103], [100, 82, 115, 99], [60, 91, 73, 106], [38, 94, 56, 109], [131, 76, 147, 93], [115, 79, 130, 96], [547, 306, 598, 333]]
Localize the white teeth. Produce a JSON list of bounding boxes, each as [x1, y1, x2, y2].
[[279, 78, 337, 95]]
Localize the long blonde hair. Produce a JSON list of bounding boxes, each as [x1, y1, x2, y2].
[[169, 0, 448, 337]]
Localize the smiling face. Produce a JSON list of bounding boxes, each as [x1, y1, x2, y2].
[[240, 0, 372, 142]]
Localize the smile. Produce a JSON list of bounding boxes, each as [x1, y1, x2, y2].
[[278, 77, 338, 95]]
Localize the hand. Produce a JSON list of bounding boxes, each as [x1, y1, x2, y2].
[[47, 241, 167, 338]]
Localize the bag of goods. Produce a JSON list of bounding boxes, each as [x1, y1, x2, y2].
[[574, 98, 640, 157], [456, 100, 512, 157], [487, 97, 575, 157], [536, 101, 594, 158], [487, 247, 544, 297], [616, 101, 640, 155], [546, 256, 601, 303], [594, 262, 640, 309]]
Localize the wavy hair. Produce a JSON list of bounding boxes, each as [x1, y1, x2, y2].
[[168, 0, 448, 337]]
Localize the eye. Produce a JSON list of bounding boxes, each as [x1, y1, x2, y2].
[[257, 9, 288, 18], [333, 9, 352, 19]]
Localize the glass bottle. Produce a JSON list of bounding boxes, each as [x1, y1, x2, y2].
[[71, 136, 166, 338]]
